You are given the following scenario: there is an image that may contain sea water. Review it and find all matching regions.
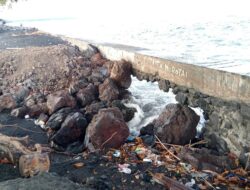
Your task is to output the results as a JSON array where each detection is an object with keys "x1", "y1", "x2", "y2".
[{"x1": 125, "y1": 77, "x2": 205, "y2": 135}]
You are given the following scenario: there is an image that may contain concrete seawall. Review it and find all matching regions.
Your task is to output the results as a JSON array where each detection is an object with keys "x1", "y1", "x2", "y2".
[{"x1": 64, "y1": 37, "x2": 250, "y2": 104}]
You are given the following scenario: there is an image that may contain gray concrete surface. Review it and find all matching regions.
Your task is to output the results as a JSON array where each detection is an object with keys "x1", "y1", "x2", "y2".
[{"x1": 0, "y1": 25, "x2": 67, "y2": 49}]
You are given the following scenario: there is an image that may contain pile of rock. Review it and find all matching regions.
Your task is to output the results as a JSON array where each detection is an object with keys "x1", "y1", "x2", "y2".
[{"x1": 0, "y1": 45, "x2": 135, "y2": 153}]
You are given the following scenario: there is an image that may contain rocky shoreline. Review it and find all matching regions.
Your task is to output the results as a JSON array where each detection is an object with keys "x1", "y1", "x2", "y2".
[{"x1": 0, "y1": 25, "x2": 249, "y2": 189}]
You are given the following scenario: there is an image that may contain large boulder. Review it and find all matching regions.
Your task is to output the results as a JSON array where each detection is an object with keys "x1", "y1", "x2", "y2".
[
  {"x1": 111, "y1": 100, "x2": 136, "y2": 122},
  {"x1": 99, "y1": 78, "x2": 120, "y2": 102},
  {"x1": 0, "y1": 94, "x2": 17, "y2": 112},
  {"x1": 76, "y1": 84, "x2": 98, "y2": 107},
  {"x1": 47, "y1": 91, "x2": 76, "y2": 114},
  {"x1": 110, "y1": 60, "x2": 132, "y2": 89},
  {"x1": 154, "y1": 103, "x2": 200, "y2": 145},
  {"x1": 19, "y1": 153, "x2": 50, "y2": 177},
  {"x1": 46, "y1": 107, "x2": 74, "y2": 131},
  {"x1": 51, "y1": 112, "x2": 88, "y2": 149},
  {"x1": 85, "y1": 101, "x2": 107, "y2": 122},
  {"x1": 86, "y1": 107, "x2": 129, "y2": 149}
]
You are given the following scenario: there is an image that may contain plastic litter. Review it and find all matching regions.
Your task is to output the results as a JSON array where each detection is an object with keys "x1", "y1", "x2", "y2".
[
  {"x1": 185, "y1": 179, "x2": 195, "y2": 188},
  {"x1": 24, "y1": 115, "x2": 30, "y2": 119},
  {"x1": 127, "y1": 135, "x2": 136, "y2": 142},
  {"x1": 34, "y1": 119, "x2": 46, "y2": 129},
  {"x1": 143, "y1": 158, "x2": 152, "y2": 162},
  {"x1": 118, "y1": 164, "x2": 132, "y2": 174},
  {"x1": 113, "y1": 150, "x2": 121, "y2": 158}
]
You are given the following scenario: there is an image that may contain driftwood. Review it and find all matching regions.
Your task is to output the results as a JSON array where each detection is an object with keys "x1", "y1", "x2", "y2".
[
  {"x1": 0, "y1": 134, "x2": 51, "y2": 177},
  {"x1": 151, "y1": 173, "x2": 192, "y2": 190},
  {"x1": 0, "y1": 134, "x2": 32, "y2": 164}
]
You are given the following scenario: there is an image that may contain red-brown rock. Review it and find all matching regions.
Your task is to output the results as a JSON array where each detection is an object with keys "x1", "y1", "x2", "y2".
[
  {"x1": 28, "y1": 103, "x2": 49, "y2": 117},
  {"x1": 76, "y1": 84, "x2": 98, "y2": 107},
  {"x1": 99, "y1": 78, "x2": 120, "y2": 102},
  {"x1": 90, "y1": 53, "x2": 106, "y2": 66},
  {"x1": 19, "y1": 153, "x2": 50, "y2": 177},
  {"x1": 47, "y1": 91, "x2": 76, "y2": 114},
  {"x1": 110, "y1": 60, "x2": 132, "y2": 89},
  {"x1": 154, "y1": 103, "x2": 200, "y2": 145},
  {"x1": 86, "y1": 107, "x2": 129, "y2": 149}
]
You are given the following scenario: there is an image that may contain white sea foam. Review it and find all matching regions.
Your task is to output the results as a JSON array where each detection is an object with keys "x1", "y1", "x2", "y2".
[{"x1": 126, "y1": 77, "x2": 206, "y2": 136}]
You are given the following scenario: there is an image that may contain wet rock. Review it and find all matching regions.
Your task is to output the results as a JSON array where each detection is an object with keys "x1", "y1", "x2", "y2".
[
  {"x1": 99, "y1": 78, "x2": 120, "y2": 102},
  {"x1": 86, "y1": 107, "x2": 129, "y2": 149},
  {"x1": 46, "y1": 107, "x2": 75, "y2": 131},
  {"x1": 19, "y1": 153, "x2": 50, "y2": 177},
  {"x1": 110, "y1": 60, "x2": 132, "y2": 89},
  {"x1": 11, "y1": 106, "x2": 29, "y2": 118},
  {"x1": 142, "y1": 103, "x2": 154, "y2": 112},
  {"x1": 47, "y1": 91, "x2": 76, "y2": 114},
  {"x1": 0, "y1": 94, "x2": 17, "y2": 112},
  {"x1": 154, "y1": 103, "x2": 200, "y2": 145},
  {"x1": 119, "y1": 89, "x2": 132, "y2": 100},
  {"x1": 178, "y1": 147, "x2": 237, "y2": 173},
  {"x1": 140, "y1": 123, "x2": 155, "y2": 136},
  {"x1": 111, "y1": 100, "x2": 137, "y2": 122},
  {"x1": 175, "y1": 92, "x2": 188, "y2": 105},
  {"x1": 158, "y1": 79, "x2": 170, "y2": 92},
  {"x1": 76, "y1": 84, "x2": 98, "y2": 107},
  {"x1": 51, "y1": 112, "x2": 88, "y2": 149}
]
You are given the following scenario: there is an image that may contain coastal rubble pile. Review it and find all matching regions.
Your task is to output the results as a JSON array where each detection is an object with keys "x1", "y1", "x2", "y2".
[{"x1": 0, "y1": 44, "x2": 249, "y2": 189}]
